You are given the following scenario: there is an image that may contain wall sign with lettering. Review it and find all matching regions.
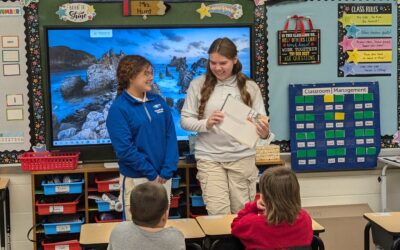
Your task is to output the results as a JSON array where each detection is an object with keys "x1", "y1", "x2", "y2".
[
  {"x1": 56, "y1": 3, "x2": 96, "y2": 22},
  {"x1": 196, "y1": 3, "x2": 243, "y2": 20},
  {"x1": 0, "y1": 6, "x2": 23, "y2": 16},
  {"x1": 278, "y1": 15, "x2": 320, "y2": 65},
  {"x1": 338, "y1": 3, "x2": 393, "y2": 77},
  {"x1": 123, "y1": 1, "x2": 168, "y2": 19}
]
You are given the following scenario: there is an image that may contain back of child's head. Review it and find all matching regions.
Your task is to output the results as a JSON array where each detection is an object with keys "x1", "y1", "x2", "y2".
[
  {"x1": 130, "y1": 182, "x2": 169, "y2": 227},
  {"x1": 259, "y1": 166, "x2": 301, "y2": 225}
]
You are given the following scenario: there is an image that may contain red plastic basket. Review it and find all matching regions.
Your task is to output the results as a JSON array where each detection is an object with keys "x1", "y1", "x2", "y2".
[
  {"x1": 42, "y1": 240, "x2": 81, "y2": 250},
  {"x1": 95, "y1": 177, "x2": 120, "y2": 192},
  {"x1": 19, "y1": 151, "x2": 80, "y2": 171},
  {"x1": 94, "y1": 216, "x2": 122, "y2": 223},
  {"x1": 170, "y1": 195, "x2": 180, "y2": 208},
  {"x1": 36, "y1": 197, "x2": 80, "y2": 215}
]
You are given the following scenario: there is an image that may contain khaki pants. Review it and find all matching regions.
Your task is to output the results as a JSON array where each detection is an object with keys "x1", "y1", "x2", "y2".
[
  {"x1": 196, "y1": 156, "x2": 258, "y2": 215},
  {"x1": 119, "y1": 175, "x2": 172, "y2": 221}
]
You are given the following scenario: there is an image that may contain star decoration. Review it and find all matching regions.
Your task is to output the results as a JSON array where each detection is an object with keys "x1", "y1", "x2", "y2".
[
  {"x1": 56, "y1": 7, "x2": 66, "y2": 19},
  {"x1": 345, "y1": 25, "x2": 360, "y2": 38},
  {"x1": 87, "y1": 5, "x2": 95, "y2": 14},
  {"x1": 20, "y1": 0, "x2": 39, "y2": 7},
  {"x1": 339, "y1": 36, "x2": 354, "y2": 51},
  {"x1": 339, "y1": 63, "x2": 354, "y2": 76},
  {"x1": 347, "y1": 49, "x2": 359, "y2": 64},
  {"x1": 338, "y1": 15, "x2": 352, "y2": 26},
  {"x1": 254, "y1": 0, "x2": 265, "y2": 6},
  {"x1": 196, "y1": 3, "x2": 211, "y2": 19}
]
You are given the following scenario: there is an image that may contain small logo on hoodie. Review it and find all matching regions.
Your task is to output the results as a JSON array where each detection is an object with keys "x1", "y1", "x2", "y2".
[{"x1": 153, "y1": 104, "x2": 164, "y2": 114}]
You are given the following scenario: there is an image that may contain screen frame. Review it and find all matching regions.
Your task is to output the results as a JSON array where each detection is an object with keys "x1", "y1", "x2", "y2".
[{"x1": 43, "y1": 24, "x2": 255, "y2": 163}]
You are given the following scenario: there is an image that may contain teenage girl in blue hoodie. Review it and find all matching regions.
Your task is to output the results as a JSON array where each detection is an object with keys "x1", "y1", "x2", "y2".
[{"x1": 106, "y1": 55, "x2": 179, "y2": 220}]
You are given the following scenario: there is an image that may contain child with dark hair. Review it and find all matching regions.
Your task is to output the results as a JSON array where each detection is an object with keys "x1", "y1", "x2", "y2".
[
  {"x1": 108, "y1": 182, "x2": 185, "y2": 250},
  {"x1": 231, "y1": 167, "x2": 313, "y2": 249},
  {"x1": 106, "y1": 55, "x2": 179, "y2": 220}
]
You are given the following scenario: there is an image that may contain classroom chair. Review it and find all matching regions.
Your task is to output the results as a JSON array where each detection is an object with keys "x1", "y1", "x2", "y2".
[{"x1": 187, "y1": 242, "x2": 203, "y2": 250}]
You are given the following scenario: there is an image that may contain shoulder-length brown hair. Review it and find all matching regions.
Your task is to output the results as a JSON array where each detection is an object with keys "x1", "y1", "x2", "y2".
[
  {"x1": 198, "y1": 37, "x2": 252, "y2": 119},
  {"x1": 259, "y1": 166, "x2": 301, "y2": 225},
  {"x1": 116, "y1": 55, "x2": 152, "y2": 95}
]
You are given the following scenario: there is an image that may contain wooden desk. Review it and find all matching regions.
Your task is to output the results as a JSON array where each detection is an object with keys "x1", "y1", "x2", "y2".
[
  {"x1": 196, "y1": 214, "x2": 325, "y2": 236},
  {"x1": 166, "y1": 218, "x2": 205, "y2": 239},
  {"x1": 0, "y1": 178, "x2": 10, "y2": 250},
  {"x1": 364, "y1": 212, "x2": 400, "y2": 250},
  {"x1": 312, "y1": 219, "x2": 325, "y2": 235},
  {"x1": 80, "y1": 219, "x2": 205, "y2": 247},
  {"x1": 196, "y1": 215, "x2": 237, "y2": 236},
  {"x1": 80, "y1": 222, "x2": 118, "y2": 246}
]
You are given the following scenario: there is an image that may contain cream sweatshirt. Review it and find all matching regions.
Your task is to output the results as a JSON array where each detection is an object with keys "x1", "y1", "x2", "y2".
[{"x1": 180, "y1": 75, "x2": 271, "y2": 162}]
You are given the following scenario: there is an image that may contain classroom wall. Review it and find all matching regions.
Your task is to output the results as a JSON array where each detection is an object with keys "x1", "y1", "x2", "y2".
[
  {"x1": 3, "y1": 159, "x2": 400, "y2": 250},
  {"x1": 2, "y1": 1, "x2": 400, "y2": 249},
  {"x1": 0, "y1": 168, "x2": 32, "y2": 250},
  {"x1": 267, "y1": 0, "x2": 398, "y2": 140}
]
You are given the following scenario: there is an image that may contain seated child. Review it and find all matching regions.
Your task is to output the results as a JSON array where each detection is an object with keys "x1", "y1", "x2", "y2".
[
  {"x1": 231, "y1": 166, "x2": 313, "y2": 249},
  {"x1": 108, "y1": 182, "x2": 185, "y2": 250}
]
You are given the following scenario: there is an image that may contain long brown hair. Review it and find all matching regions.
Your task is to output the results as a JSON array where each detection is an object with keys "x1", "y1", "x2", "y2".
[
  {"x1": 259, "y1": 167, "x2": 301, "y2": 225},
  {"x1": 116, "y1": 55, "x2": 152, "y2": 95},
  {"x1": 198, "y1": 38, "x2": 252, "y2": 119}
]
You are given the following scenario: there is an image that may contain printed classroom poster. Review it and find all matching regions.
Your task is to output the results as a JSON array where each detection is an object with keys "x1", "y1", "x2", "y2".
[
  {"x1": 289, "y1": 82, "x2": 381, "y2": 172},
  {"x1": 338, "y1": 4, "x2": 392, "y2": 77}
]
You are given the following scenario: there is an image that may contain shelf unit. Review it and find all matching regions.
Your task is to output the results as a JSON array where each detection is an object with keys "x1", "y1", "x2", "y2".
[{"x1": 30, "y1": 160, "x2": 285, "y2": 249}]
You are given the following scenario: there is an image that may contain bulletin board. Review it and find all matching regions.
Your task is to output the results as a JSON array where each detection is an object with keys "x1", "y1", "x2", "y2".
[
  {"x1": 266, "y1": 0, "x2": 398, "y2": 152},
  {"x1": 289, "y1": 82, "x2": 381, "y2": 171},
  {"x1": 0, "y1": 0, "x2": 268, "y2": 164},
  {"x1": 0, "y1": 1, "x2": 35, "y2": 164}
]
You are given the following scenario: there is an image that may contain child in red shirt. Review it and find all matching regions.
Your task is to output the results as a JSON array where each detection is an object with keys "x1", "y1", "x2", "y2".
[{"x1": 231, "y1": 166, "x2": 313, "y2": 250}]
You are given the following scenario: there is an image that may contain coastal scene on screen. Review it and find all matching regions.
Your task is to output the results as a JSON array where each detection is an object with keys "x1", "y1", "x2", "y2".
[{"x1": 47, "y1": 27, "x2": 251, "y2": 146}]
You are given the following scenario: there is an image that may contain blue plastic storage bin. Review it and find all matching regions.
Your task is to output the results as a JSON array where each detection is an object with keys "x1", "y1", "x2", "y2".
[
  {"x1": 190, "y1": 195, "x2": 205, "y2": 207},
  {"x1": 43, "y1": 218, "x2": 84, "y2": 235},
  {"x1": 41, "y1": 179, "x2": 84, "y2": 195},
  {"x1": 171, "y1": 176, "x2": 181, "y2": 189},
  {"x1": 168, "y1": 211, "x2": 181, "y2": 219},
  {"x1": 96, "y1": 200, "x2": 111, "y2": 212}
]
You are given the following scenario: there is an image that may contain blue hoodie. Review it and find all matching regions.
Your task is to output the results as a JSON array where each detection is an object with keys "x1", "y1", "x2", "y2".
[{"x1": 106, "y1": 90, "x2": 179, "y2": 181}]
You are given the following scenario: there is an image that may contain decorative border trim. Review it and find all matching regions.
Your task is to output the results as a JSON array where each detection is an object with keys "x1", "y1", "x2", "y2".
[
  {"x1": 254, "y1": 4, "x2": 267, "y2": 103},
  {"x1": 0, "y1": 2, "x2": 43, "y2": 164}
]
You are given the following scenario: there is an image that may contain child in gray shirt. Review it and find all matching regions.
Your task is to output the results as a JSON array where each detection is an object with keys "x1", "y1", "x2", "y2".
[{"x1": 107, "y1": 182, "x2": 185, "y2": 250}]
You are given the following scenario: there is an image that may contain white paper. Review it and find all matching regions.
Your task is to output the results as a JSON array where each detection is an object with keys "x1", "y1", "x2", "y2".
[
  {"x1": 56, "y1": 225, "x2": 71, "y2": 233},
  {"x1": 55, "y1": 245, "x2": 69, "y2": 250},
  {"x1": 1, "y1": 36, "x2": 19, "y2": 48},
  {"x1": 55, "y1": 185, "x2": 70, "y2": 193},
  {"x1": 3, "y1": 64, "x2": 20, "y2": 76},
  {"x1": 49, "y1": 206, "x2": 64, "y2": 214},
  {"x1": 109, "y1": 183, "x2": 120, "y2": 191},
  {"x1": 2, "y1": 50, "x2": 19, "y2": 62},
  {"x1": 6, "y1": 109, "x2": 23, "y2": 120},
  {"x1": 6, "y1": 94, "x2": 23, "y2": 106},
  {"x1": 218, "y1": 95, "x2": 260, "y2": 148}
]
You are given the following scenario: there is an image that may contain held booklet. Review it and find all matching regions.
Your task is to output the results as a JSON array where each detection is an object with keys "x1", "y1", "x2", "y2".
[{"x1": 218, "y1": 94, "x2": 260, "y2": 148}]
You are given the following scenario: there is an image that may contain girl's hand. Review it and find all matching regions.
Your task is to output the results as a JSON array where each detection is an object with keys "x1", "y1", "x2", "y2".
[
  {"x1": 255, "y1": 115, "x2": 270, "y2": 139},
  {"x1": 256, "y1": 198, "x2": 266, "y2": 211},
  {"x1": 206, "y1": 111, "x2": 224, "y2": 129},
  {"x1": 154, "y1": 176, "x2": 167, "y2": 184}
]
